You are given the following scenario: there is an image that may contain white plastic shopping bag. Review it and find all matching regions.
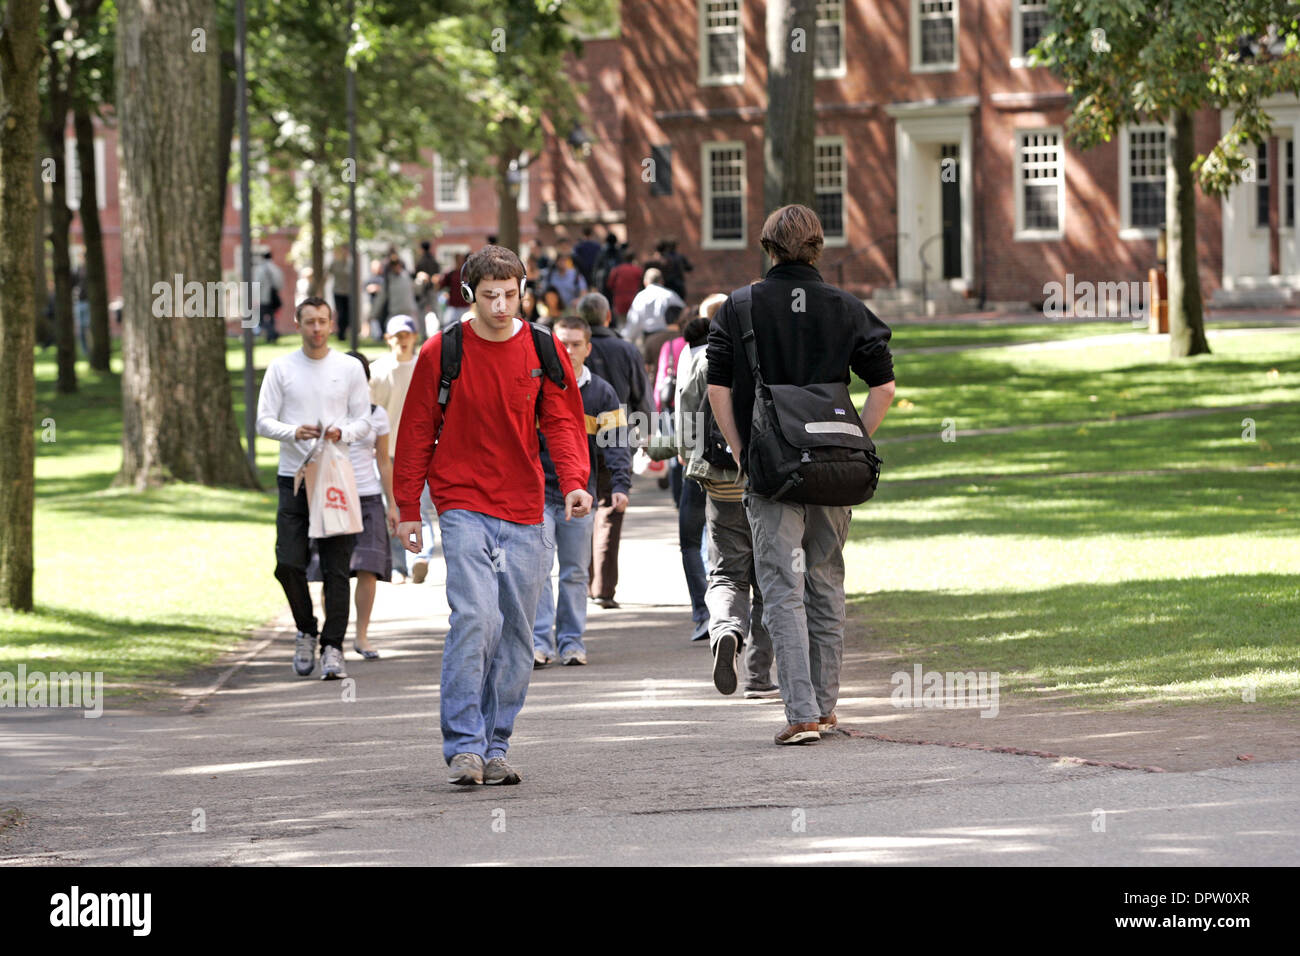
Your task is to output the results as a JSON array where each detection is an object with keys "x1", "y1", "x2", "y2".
[{"x1": 295, "y1": 438, "x2": 364, "y2": 538}]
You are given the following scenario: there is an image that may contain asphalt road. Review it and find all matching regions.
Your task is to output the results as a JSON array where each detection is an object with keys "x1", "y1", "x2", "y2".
[{"x1": 2, "y1": 474, "x2": 1297, "y2": 866}]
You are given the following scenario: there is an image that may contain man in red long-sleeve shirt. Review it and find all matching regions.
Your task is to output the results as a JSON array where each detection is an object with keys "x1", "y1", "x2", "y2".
[{"x1": 394, "y1": 245, "x2": 592, "y2": 786}]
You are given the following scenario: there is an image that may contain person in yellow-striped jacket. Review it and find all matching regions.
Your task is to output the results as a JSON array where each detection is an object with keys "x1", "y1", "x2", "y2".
[{"x1": 533, "y1": 315, "x2": 633, "y2": 667}]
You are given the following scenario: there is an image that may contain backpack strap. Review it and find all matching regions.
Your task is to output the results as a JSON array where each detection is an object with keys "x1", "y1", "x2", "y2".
[
  {"x1": 529, "y1": 322, "x2": 569, "y2": 391},
  {"x1": 732, "y1": 284, "x2": 763, "y2": 386},
  {"x1": 438, "y1": 318, "x2": 463, "y2": 411}
]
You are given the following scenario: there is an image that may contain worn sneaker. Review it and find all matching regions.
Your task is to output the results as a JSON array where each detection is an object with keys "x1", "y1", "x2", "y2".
[
  {"x1": 320, "y1": 645, "x2": 347, "y2": 680},
  {"x1": 711, "y1": 629, "x2": 739, "y2": 695},
  {"x1": 560, "y1": 649, "x2": 588, "y2": 666},
  {"x1": 534, "y1": 650, "x2": 552, "y2": 668},
  {"x1": 448, "y1": 753, "x2": 485, "y2": 786},
  {"x1": 411, "y1": 559, "x2": 429, "y2": 584},
  {"x1": 744, "y1": 684, "x2": 782, "y2": 700},
  {"x1": 293, "y1": 632, "x2": 317, "y2": 677},
  {"x1": 483, "y1": 757, "x2": 522, "y2": 786},
  {"x1": 818, "y1": 712, "x2": 839, "y2": 733},
  {"x1": 774, "y1": 722, "x2": 821, "y2": 745}
]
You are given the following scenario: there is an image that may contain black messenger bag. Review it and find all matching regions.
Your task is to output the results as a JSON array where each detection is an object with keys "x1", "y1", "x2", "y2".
[{"x1": 733, "y1": 285, "x2": 881, "y2": 506}]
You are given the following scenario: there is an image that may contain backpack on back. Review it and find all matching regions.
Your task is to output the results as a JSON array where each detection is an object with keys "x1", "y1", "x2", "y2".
[
  {"x1": 436, "y1": 319, "x2": 568, "y2": 440},
  {"x1": 733, "y1": 285, "x2": 881, "y2": 506}
]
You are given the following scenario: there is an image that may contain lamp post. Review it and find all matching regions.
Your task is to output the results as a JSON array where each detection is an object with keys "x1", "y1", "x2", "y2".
[{"x1": 346, "y1": 0, "x2": 359, "y2": 352}]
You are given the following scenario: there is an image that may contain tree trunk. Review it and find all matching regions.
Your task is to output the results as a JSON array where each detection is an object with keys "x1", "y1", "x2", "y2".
[
  {"x1": 763, "y1": 0, "x2": 817, "y2": 218},
  {"x1": 75, "y1": 104, "x2": 111, "y2": 371},
  {"x1": 0, "y1": 0, "x2": 43, "y2": 611},
  {"x1": 115, "y1": 0, "x2": 257, "y2": 488},
  {"x1": 44, "y1": 3, "x2": 77, "y2": 393},
  {"x1": 1167, "y1": 109, "x2": 1209, "y2": 357},
  {"x1": 32, "y1": 154, "x2": 50, "y2": 347},
  {"x1": 310, "y1": 180, "x2": 325, "y2": 296},
  {"x1": 496, "y1": 146, "x2": 520, "y2": 255}
]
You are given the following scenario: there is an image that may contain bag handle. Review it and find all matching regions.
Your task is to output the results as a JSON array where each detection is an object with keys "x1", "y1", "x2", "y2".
[{"x1": 732, "y1": 285, "x2": 764, "y2": 388}]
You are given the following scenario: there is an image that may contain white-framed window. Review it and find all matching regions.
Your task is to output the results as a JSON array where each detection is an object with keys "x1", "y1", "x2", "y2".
[
  {"x1": 911, "y1": 0, "x2": 958, "y2": 72},
  {"x1": 814, "y1": 0, "x2": 846, "y2": 79},
  {"x1": 1119, "y1": 125, "x2": 1167, "y2": 238},
  {"x1": 1015, "y1": 128, "x2": 1065, "y2": 240},
  {"x1": 65, "y1": 137, "x2": 107, "y2": 211},
  {"x1": 702, "y1": 141, "x2": 746, "y2": 249},
  {"x1": 1010, "y1": 1, "x2": 1049, "y2": 65},
  {"x1": 699, "y1": 0, "x2": 744, "y2": 86},
  {"x1": 815, "y1": 136, "x2": 846, "y2": 245},
  {"x1": 433, "y1": 153, "x2": 469, "y2": 211},
  {"x1": 1254, "y1": 136, "x2": 1295, "y2": 231}
]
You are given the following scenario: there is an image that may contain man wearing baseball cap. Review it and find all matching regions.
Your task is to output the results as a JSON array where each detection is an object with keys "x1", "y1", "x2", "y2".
[{"x1": 370, "y1": 314, "x2": 435, "y2": 582}]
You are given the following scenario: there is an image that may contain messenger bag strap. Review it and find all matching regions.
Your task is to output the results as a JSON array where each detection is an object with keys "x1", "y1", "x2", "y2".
[{"x1": 732, "y1": 284, "x2": 764, "y2": 387}]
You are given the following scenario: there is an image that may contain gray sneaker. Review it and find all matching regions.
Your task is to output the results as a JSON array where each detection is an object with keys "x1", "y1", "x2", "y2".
[
  {"x1": 293, "y1": 632, "x2": 317, "y2": 677},
  {"x1": 448, "y1": 753, "x2": 485, "y2": 786},
  {"x1": 483, "y1": 757, "x2": 522, "y2": 786},
  {"x1": 560, "y1": 648, "x2": 588, "y2": 666},
  {"x1": 744, "y1": 684, "x2": 781, "y2": 699},
  {"x1": 320, "y1": 645, "x2": 347, "y2": 680}
]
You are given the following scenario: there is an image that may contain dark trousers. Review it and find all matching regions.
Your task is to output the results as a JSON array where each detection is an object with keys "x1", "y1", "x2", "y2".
[
  {"x1": 335, "y1": 294, "x2": 351, "y2": 341},
  {"x1": 274, "y1": 475, "x2": 355, "y2": 649},
  {"x1": 679, "y1": 475, "x2": 708, "y2": 624},
  {"x1": 260, "y1": 304, "x2": 279, "y2": 343},
  {"x1": 588, "y1": 463, "x2": 624, "y2": 601}
]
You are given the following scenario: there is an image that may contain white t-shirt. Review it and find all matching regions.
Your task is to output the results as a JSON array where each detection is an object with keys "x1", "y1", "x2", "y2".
[
  {"x1": 349, "y1": 405, "x2": 390, "y2": 497},
  {"x1": 370, "y1": 354, "x2": 417, "y2": 439},
  {"x1": 255, "y1": 348, "x2": 373, "y2": 476}
]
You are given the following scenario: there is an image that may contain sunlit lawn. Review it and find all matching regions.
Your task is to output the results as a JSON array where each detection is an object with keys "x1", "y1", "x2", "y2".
[{"x1": 845, "y1": 324, "x2": 1300, "y2": 708}]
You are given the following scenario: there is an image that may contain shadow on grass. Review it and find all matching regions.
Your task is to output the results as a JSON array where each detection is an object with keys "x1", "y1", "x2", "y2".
[
  {"x1": 850, "y1": 470, "x2": 1300, "y2": 539},
  {"x1": 848, "y1": 573, "x2": 1300, "y2": 704},
  {"x1": 38, "y1": 486, "x2": 276, "y2": 523},
  {"x1": 2, "y1": 602, "x2": 255, "y2": 681}
]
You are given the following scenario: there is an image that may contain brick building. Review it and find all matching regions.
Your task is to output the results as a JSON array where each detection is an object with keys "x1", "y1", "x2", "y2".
[
  {"x1": 63, "y1": 7, "x2": 1300, "y2": 327},
  {"x1": 620, "y1": 0, "x2": 1300, "y2": 311}
]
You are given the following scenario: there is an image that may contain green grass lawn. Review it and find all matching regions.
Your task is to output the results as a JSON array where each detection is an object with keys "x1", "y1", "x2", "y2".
[
  {"x1": 845, "y1": 324, "x2": 1300, "y2": 709},
  {"x1": 1, "y1": 339, "x2": 316, "y2": 698}
]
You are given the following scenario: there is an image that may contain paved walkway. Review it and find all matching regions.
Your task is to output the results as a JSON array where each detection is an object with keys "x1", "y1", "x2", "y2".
[{"x1": 2, "y1": 474, "x2": 1297, "y2": 865}]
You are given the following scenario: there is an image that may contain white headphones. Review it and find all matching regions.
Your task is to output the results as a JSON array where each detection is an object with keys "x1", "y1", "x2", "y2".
[{"x1": 460, "y1": 258, "x2": 528, "y2": 302}]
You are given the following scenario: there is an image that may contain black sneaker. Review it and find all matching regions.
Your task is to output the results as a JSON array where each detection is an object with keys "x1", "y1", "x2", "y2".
[{"x1": 712, "y1": 630, "x2": 739, "y2": 696}]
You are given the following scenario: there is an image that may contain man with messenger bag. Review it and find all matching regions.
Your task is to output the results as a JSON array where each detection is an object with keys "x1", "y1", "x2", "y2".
[{"x1": 707, "y1": 204, "x2": 896, "y2": 746}]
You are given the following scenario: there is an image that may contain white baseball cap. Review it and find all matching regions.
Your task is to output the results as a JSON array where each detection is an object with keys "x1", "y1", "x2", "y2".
[{"x1": 386, "y1": 315, "x2": 418, "y2": 336}]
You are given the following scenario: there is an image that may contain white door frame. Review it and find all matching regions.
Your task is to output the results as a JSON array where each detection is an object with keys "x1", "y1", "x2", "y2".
[{"x1": 887, "y1": 98, "x2": 977, "y2": 293}]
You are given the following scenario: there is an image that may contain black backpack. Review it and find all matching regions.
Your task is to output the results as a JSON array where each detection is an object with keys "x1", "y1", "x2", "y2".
[
  {"x1": 436, "y1": 319, "x2": 569, "y2": 439},
  {"x1": 732, "y1": 285, "x2": 881, "y2": 506}
]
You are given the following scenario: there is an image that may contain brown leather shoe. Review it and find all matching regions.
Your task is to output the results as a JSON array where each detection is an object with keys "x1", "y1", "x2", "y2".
[
  {"x1": 774, "y1": 722, "x2": 821, "y2": 745},
  {"x1": 818, "y1": 713, "x2": 838, "y2": 733}
]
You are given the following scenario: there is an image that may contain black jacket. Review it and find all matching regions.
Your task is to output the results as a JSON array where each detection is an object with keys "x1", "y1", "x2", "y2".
[
  {"x1": 706, "y1": 262, "x2": 894, "y2": 453},
  {"x1": 588, "y1": 324, "x2": 652, "y2": 420}
]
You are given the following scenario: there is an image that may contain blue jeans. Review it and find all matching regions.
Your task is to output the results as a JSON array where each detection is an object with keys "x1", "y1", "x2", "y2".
[
  {"x1": 533, "y1": 503, "x2": 594, "y2": 658},
  {"x1": 75, "y1": 300, "x2": 90, "y2": 357},
  {"x1": 679, "y1": 476, "x2": 708, "y2": 625},
  {"x1": 437, "y1": 508, "x2": 550, "y2": 764}
]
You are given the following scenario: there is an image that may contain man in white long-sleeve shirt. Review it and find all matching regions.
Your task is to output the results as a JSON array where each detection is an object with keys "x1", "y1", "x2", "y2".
[{"x1": 256, "y1": 296, "x2": 372, "y2": 680}]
